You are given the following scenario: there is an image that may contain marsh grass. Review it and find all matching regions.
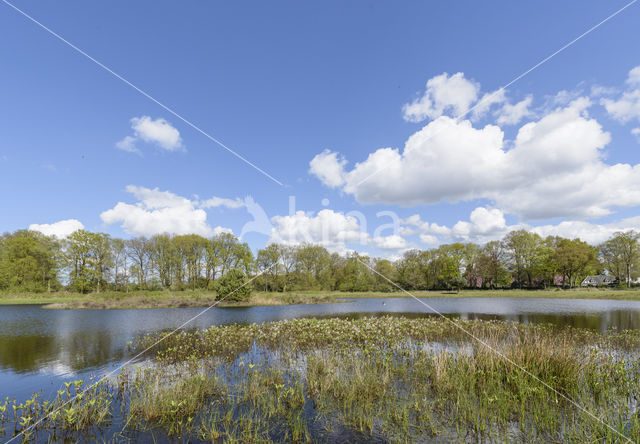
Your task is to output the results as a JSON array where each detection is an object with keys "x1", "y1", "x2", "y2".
[
  {"x1": 125, "y1": 368, "x2": 223, "y2": 436},
  {"x1": 4, "y1": 317, "x2": 640, "y2": 442},
  {"x1": 128, "y1": 317, "x2": 640, "y2": 442}
]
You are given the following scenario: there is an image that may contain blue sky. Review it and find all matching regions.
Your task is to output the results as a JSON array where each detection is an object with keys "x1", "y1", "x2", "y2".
[{"x1": 2, "y1": 0, "x2": 640, "y2": 256}]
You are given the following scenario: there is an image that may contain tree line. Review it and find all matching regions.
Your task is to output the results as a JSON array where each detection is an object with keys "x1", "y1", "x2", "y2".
[{"x1": 1, "y1": 228, "x2": 639, "y2": 293}]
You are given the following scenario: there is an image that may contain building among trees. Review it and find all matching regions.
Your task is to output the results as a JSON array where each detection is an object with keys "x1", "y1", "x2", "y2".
[{"x1": 581, "y1": 275, "x2": 618, "y2": 287}]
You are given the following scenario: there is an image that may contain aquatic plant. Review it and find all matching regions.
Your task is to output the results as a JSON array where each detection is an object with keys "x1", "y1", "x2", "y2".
[{"x1": 4, "y1": 317, "x2": 640, "y2": 442}]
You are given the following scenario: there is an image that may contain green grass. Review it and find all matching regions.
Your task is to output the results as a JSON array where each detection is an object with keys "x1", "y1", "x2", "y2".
[
  {"x1": 2, "y1": 287, "x2": 640, "y2": 309},
  {"x1": 337, "y1": 287, "x2": 640, "y2": 300},
  {"x1": 0, "y1": 290, "x2": 337, "y2": 309}
]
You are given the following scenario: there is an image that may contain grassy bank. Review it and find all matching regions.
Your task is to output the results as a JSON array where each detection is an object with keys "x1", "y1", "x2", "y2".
[
  {"x1": 2, "y1": 287, "x2": 640, "y2": 309},
  {"x1": 4, "y1": 317, "x2": 640, "y2": 442},
  {"x1": 0, "y1": 291, "x2": 337, "y2": 309},
  {"x1": 340, "y1": 287, "x2": 640, "y2": 300}
]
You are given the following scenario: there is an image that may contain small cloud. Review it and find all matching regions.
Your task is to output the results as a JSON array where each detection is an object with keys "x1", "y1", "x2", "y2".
[
  {"x1": 309, "y1": 149, "x2": 347, "y2": 188},
  {"x1": 29, "y1": 219, "x2": 84, "y2": 238},
  {"x1": 402, "y1": 72, "x2": 480, "y2": 122},
  {"x1": 116, "y1": 116, "x2": 183, "y2": 154},
  {"x1": 199, "y1": 196, "x2": 245, "y2": 209},
  {"x1": 115, "y1": 135, "x2": 142, "y2": 155},
  {"x1": 372, "y1": 234, "x2": 409, "y2": 251},
  {"x1": 632, "y1": 128, "x2": 640, "y2": 143}
]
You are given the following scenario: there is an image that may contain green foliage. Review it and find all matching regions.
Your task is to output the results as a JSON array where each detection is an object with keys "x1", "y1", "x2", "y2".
[
  {"x1": 337, "y1": 253, "x2": 375, "y2": 292},
  {"x1": 601, "y1": 231, "x2": 640, "y2": 287},
  {"x1": 214, "y1": 269, "x2": 252, "y2": 301},
  {"x1": 2, "y1": 226, "x2": 639, "y2": 294},
  {"x1": 65, "y1": 230, "x2": 113, "y2": 293},
  {"x1": 551, "y1": 238, "x2": 599, "y2": 288},
  {"x1": 0, "y1": 230, "x2": 60, "y2": 292}
]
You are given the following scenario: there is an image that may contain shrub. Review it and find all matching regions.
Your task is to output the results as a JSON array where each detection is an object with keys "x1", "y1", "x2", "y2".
[{"x1": 213, "y1": 269, "x2": 252, "y2": 302}]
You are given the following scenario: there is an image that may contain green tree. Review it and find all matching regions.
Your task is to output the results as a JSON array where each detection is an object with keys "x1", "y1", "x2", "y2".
[
  {"x1": 294, "y1": 244, "x2": 330, "y2": 289},
  {"x1": 150, "y1": 234, "x2": 177, "y2": 289},
  {"x1": 111, "y1": 238, "x2": 128, "y2": 292},
  {"x1": 214, "y1": 269, "x2": 252, "y2": 302},
  {"x1": 396, "y1": 250, "x2": 426, "y2": 290},
  {"x1": 0, "y1": 230, "x2": 60, "y2": 292},
  {"x1": 373, "y1": 258, "x2": 396, "y2": 291},
  {"x1": 125, "y1": 237, "x2": 151, "y2": 289},
  {"x1": 92, "y1": 233, "x2": 113, "y2": 293},
  {"x1": 173, "y1": 234, "x2": 207, "y2": 290},
  {"x1": 257, "y1": 244, "x2": 283, "y2": 291},
  {"x1": 552, "y1": 238, "x2": 598, "y2": 288},
  {"x1": 475, "y1": 241, "x2": 510, "y2": 288},
  {"x1": 503, "y1": 230, "x2": 548, "y2": 288},
  {"x1": 337, "y1": 253, "x2": 375, "y2": 292},
  {"x1": 66, "y1": 230, "x2": 102, "y2": 293},
  {"x1": 600, "y1": 231, "x2": 640, "y2": 287}
]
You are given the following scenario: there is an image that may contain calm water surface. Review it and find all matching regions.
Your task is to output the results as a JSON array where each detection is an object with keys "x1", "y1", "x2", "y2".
[{"x1": 2, "y1": 297, "x2": 640, "y2": 402}]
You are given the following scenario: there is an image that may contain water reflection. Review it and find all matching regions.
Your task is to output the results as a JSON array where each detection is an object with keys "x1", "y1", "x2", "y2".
[{"x1": 2, "y1": 297, "x2": 640, "y2": 400}]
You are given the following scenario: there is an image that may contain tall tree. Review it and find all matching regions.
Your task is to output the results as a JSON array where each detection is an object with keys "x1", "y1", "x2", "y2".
[
  {"x1": 476, "y1": 240, "x2": 510, "y2": 288},
  {"x1": 503, "y1": 230, "x2": 548, "y2": 288},
  {"x1": 125, "y1": 237, "x2": 151, "y2": 289},
  {"x1": 257, "y1": 244, "x2": 283, "y2": 291},
  {"x1": 0, "y1": 230, "x2": 60, "y2": 292},
  {"x1": 553, "y1": 238, "x2": 598, "y2": 288},
  {"x1": 111, "y1": 238, "x2": 127, "y2": 291},
  {"x1": 65, "y1": 230, "x2": 96, "y2": 293},
  {"x1": 600, "y1": 231, "x2": 640, "y2": 287},
  {"x1": 92, "y1": 233, "x2": 113, "y2": 293},
  {"x1": 150, "y1": 234, "x2": 177, "y2": 289}
]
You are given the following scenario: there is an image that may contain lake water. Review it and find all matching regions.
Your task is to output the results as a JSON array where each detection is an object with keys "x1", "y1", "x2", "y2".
[{"x1": 2, "y1": 297, "x2": 640, "y2": 404}]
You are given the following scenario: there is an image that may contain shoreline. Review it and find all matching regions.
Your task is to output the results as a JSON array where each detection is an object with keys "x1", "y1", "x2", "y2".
[{"x1": 2, "y1": 288, "x2": 640, "y2": 309}]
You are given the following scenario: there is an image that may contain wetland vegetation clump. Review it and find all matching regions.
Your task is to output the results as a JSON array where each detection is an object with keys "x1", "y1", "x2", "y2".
[
  {"x1": 130, "y1": 317, "x2": 640, "y2": 442},
  {"x1": 4, "y1": 316, "x2": 640, "y2": 442},
  {"x1": 213, "y1": 268, "x2": 252, "y2": 302}
]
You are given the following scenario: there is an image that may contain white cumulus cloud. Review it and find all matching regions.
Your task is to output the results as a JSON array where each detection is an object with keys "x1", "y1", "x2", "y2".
[
  {"x1": 402, "y1": 207, "x2": 640, "y2": 247},
  {"x1": 269, "y1": 209, "x2": 368, "y2": 254},
  {"x1": 601, "y1": 65, "x2": 640, "y2": 124},
  {"x1": 115, "y1": 135, "x2": 141, "y2": 155},
  {"x1": 313, "y1": 96, "x2": 640, "y2": 220},
  {"x1": 100, "y1": 186, "x2": 231, "y2": 237},
  {"x1": 116, "y1": 116, "x2": 183, "y2": 154},
  {"x1": 531, "y1": 216, "x2": 640, "y2": 245},
  {"x1": 402, "y1": 72, "x2": 480, "y2": 122},
  {"x1": 29, "y1": 219, "x2": 84, "y2": 238},
  {"x1": 371, "y1": 234, "x2": 409, "y2": 251},
  {"x1": 308, "y1": 150, "x2": 347, "y2": 188}
]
